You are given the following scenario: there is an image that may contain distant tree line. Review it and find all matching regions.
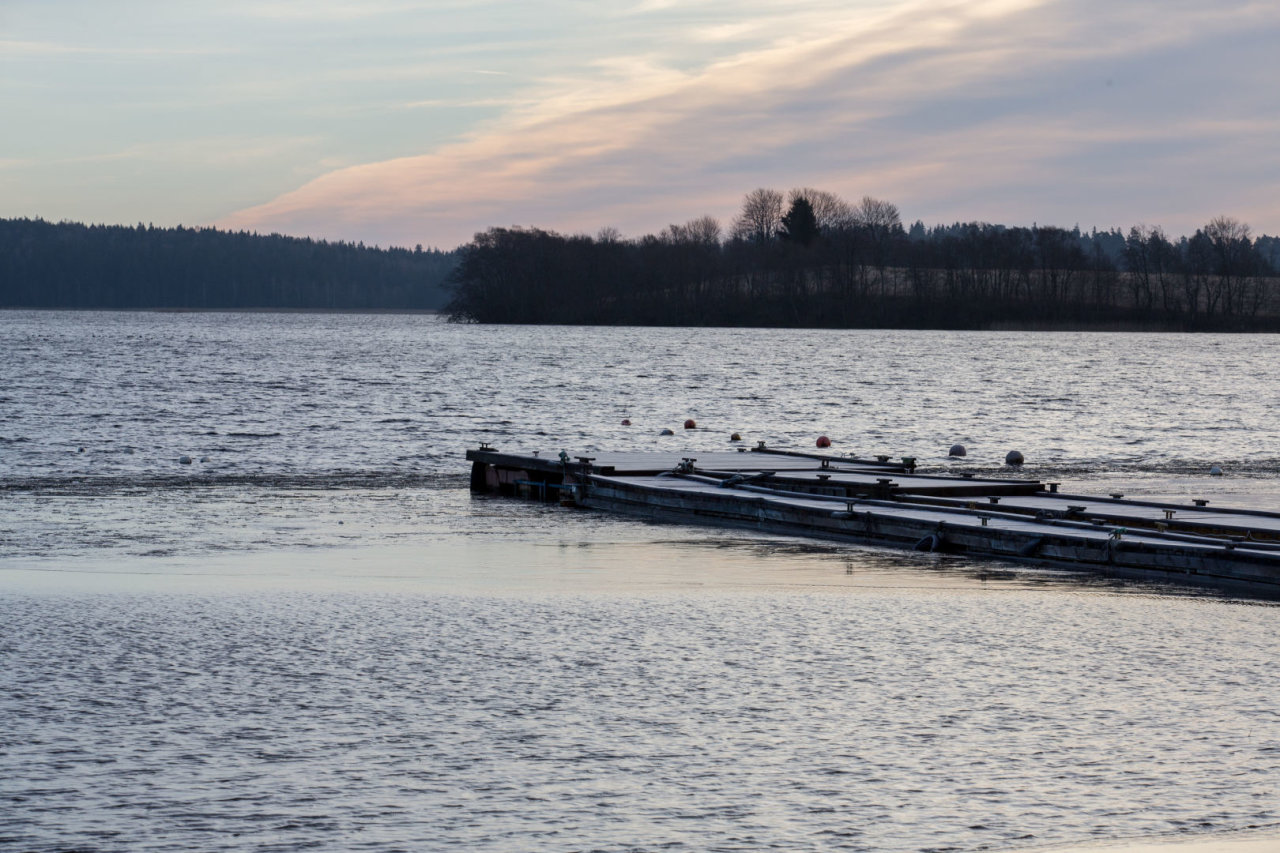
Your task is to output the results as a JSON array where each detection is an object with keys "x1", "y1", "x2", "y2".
[
  {"x1": 0, "y1": 218, "x2": 457, "y2": 310},
  {"x1": 447, "y1": 188, "x2": 1280, "y2": 330}
]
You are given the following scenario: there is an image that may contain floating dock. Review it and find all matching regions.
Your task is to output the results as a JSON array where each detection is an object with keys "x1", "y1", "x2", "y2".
[{"x1": 466, "y1": 444, "x2": 1280, "y2": 597}]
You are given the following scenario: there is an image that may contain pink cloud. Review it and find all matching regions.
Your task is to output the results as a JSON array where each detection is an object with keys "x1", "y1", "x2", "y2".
[{"x1": 220, "y1": 0, "x2": 1280, "y2": 247}]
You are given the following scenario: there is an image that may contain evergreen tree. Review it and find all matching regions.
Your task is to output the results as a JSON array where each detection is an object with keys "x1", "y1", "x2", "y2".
[{"x1": 778, "y1": 197, "x2": 819, "y2": 247}]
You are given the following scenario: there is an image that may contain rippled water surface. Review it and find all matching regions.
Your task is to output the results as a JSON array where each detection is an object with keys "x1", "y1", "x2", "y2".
[
  {"x1": 3, "y1": 311, "x2": 1280, "y2": 852},
  {"x1": 5, "y1": 311, "x2": 1280, "y2": 482}
]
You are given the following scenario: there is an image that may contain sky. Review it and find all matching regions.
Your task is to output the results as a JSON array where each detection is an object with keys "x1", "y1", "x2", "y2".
[{"x1": 2, "y1": 0, "x2": 1278, "y2": 249}]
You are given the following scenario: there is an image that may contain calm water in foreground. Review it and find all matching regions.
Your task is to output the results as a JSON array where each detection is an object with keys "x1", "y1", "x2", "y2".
[{"x1": 2, "y1": 311, "x2": 1279, "y2": 853}]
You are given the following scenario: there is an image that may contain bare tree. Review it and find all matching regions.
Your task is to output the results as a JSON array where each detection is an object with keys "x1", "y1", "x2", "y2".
[
  {"x1": 1185, "y1": 230, "x2": 1214, "y2": 315},
  {"x1": 853, "y1": 196, "x2": 903, "y2": 295},
  {"x1": 1204, "y1": 215, "x2": 1251, "y2": 246},
  {"x1": 1122, "y1": 224, "x2": 1180, "y2": 313},
  {"x1": 687, "y1": 215, "x2": 723, "y2": 246},
  {"x1": 730, "y1": 188, "x2": 784, "y2": 243},
  {"x1": 853, "y1": 196, "x2": 901, "y2": 232},
  {"x1": 1033, "y1": 226, "x2": 1084, "y2": 306},
  {"x1": 661, "y1": 215, "x2": 721, "y2": 246},
  {"x1": 1203, "y1": 216, "x2": 1254, "y2": 315},
  {"x1": 1145, "y1": 226, "x2": 1180, "y2": 313},
  {"x1": 1124, "y1": 224, "x2": 1156, "y2": 309}
]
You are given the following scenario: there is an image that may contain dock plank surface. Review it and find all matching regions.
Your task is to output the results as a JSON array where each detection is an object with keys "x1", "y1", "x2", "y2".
[{"x1": 467, "y1": 446, "x2": 1280, "y2": 596}]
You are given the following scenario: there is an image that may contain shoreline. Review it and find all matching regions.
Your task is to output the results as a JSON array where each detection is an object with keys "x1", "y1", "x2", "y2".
[
  {"x1": 0, "y1": 306, "x2": 444, "y2": 315},
  {"x1": 5, "y1": 305, "x2": 1280, "y2": 332}
]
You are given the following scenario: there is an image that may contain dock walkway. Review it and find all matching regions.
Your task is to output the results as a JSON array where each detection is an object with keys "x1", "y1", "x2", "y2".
[{"x1": 466, "y1": 445, "x2": 1280, "y2": 596}]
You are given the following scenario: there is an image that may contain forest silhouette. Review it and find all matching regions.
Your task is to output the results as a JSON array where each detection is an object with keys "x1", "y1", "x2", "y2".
[
  {"x1": 0, "y1": 219, "x2": 455, "y2": 310},
  {"x1": 4, "y1": 191, "x2": 1279, "y2": 330},
  {"x1": 447, "y1": 189, "x2": 1280, "y2": 331}
]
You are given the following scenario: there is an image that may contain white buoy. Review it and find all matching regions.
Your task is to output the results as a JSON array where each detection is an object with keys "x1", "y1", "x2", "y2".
[
  {"x1": 1209, "y1": 465, "x2": 1223, "y2": 476},
  {"x1": 659, "y1": 428, "x2": 674, "y2": 436},
  {"x1": 1005, "y1": 450, "x2": 1024, "y2": 466},
  {"x1": 949, "y1": 444, "x2": 967, "y2": 457}
]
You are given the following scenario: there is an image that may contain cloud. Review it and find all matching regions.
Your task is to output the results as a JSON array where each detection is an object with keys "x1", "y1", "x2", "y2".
[{"x1": 220, "y1": 0, "x2": 1280, "y2": 247}]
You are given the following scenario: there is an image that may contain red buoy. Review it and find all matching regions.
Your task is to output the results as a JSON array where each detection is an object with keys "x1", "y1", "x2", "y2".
[
  {"x1": 621, "y1": 419, "x2": 631, "y2": 426},
  {"x1": 684, "y1": 419, "x2": 697, "y2": 429},
  {"x1": 816, "y1": 435, "x2": 831, "y2": 448}
]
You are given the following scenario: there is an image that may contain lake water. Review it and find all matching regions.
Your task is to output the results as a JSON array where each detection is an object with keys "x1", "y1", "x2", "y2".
[{"x1": 2, "y1": 311, "x2": 1279, "y2": 853}]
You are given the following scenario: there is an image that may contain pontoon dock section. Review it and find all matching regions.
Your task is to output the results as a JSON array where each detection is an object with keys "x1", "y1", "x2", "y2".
[{"x1": 465, "y1": 444, "x2": 1280, "y2": 597}]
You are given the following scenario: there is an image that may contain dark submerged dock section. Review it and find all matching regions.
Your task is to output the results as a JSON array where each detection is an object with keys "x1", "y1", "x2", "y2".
[{"x1": 466, "y1": 444, "x2": 1280, "y2": 597}]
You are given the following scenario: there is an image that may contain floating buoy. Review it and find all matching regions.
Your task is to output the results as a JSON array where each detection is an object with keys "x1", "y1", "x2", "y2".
[
  {"x1": 1005, "y1": 450, "x2": 1024, "y2": 466},
  {"x1": 1210, "y1": 465, "x2": 1223, "y2": 476},
  {"x1": 949, "y1": 444, "x2": 966, "y2": 457},
  {"x1": 730, "y1": 432, "x2": 741, "y2": 442},
  {"x1": 684, "y1": 419, "x2": 697, "y2": 430},
  {"x1": 621, "y1": 419, "x2": 631, "y2": 426},
  {"x1": 816, "y1": 435, "x2": 831, "y2": 448},
  {"x1": 178, "y1": 455, "x2": 193, "y2": 465},
  {"x1": 659, "y1": 428, "x2": 674, "y2": 436}
]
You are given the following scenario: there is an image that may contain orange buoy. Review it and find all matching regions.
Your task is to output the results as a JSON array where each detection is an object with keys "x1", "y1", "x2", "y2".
[
  {"x1": 621, "y1": 419, "x2": 631, "y2": 426},
  {"x1": 684, "y1": 419, "x2": 697, "y2": 429},
  {"x1": 816, "y1": 435, "x2": 831, "y2": 448}
]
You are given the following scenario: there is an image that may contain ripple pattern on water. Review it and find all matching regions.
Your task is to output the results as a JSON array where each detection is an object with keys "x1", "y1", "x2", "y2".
[
  {"x1": 3, "y1": 591, "x2": 1279, "y2": 853},
  {"x1": 6, "y1": 311, "x2": 1280, "y2": 852},
  {"x1": 4, "y1": 312, "x2": 1280, "y2": 482}
]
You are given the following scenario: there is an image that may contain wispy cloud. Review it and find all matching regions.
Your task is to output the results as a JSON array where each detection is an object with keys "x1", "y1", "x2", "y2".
[
  {"x1": 134, "y1": 0, "x2": 1280, "y2": 245},
  {"x1": 398, "y1": 97, "x2": 522, "y2": 110}
]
